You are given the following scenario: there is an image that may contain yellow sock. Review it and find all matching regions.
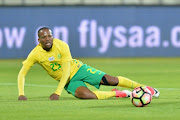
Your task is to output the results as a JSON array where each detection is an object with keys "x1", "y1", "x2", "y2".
[
  {"x1": 92, "y1": 91, "x2": 116, "y2": 99},
  {"x1": 117, "y1": 76, "x2": 145, "y2": 89}
]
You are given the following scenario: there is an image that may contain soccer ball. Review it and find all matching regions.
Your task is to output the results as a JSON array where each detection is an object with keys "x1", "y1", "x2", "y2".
[{"x1": 131, "y1": 87, "x2": 152, "y2": 107}]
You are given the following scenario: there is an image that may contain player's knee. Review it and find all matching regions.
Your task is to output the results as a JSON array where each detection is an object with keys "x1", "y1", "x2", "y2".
[
  {"x1": 102, "y1": 75, "x2": 118, "y2": 86},
  {"x1": 79, "y1": 91, "x2": 89, "y2": 99},
  {"x1": 75, "y1": 90, "x2": 96, "y2": 99},
  {"x1": 76, "y1": 91, "x2": 89, "y2": 99}
]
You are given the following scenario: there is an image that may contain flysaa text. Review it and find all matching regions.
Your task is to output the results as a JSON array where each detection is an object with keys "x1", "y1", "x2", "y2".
[{"x1": 78, "y1": 19, "x2": 180, "y2": 53}]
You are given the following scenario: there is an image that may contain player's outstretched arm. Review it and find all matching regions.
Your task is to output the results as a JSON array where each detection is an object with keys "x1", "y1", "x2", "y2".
[
  {"x1": 49, "y1": 62, "x2": 71, "y2": 100},
  {"x1": 18, "y1": 66, "x2": 30, "y2": 101}
]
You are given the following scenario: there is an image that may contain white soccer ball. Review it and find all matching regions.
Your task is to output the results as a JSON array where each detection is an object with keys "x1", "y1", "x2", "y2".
[{"x1": 131, "y1": 87, "x2": 152, "y2": 107}]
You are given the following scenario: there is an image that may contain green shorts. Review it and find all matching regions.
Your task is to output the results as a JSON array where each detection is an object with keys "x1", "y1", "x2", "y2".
[{"x1": 64, "y1": 64, "x2": 106, "y2": 96}]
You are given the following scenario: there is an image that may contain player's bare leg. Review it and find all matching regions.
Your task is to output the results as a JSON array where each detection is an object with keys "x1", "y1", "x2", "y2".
[
  {"x1": 101, "y1": 74, "x2": 160, "y2": 97},
  {"x1": 75, "y1": 86, "x2": 127, "y2": 99},
  {"x1": 75, "y1": 86, "x2": 98, "y2": 99},
  {"x1": 74, "y1": 74, "x2": 159, "y2": 100},
  {"x1": 99, "y1": 74, "x2": 131, "y2": 98},
  {"x1": 75, "y1": 85, "x2": 129, "y2": 100},
  {"x1": 100, "y1": 74, "x2": 144, "y2": 88},
  {"x1": 100, "y1": 74, "x2": 119, "y2": 86}
]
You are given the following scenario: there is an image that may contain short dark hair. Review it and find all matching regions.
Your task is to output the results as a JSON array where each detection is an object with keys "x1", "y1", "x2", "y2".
[{"x1": 38, "y1": 27, "x2": 50, "y2": 37}]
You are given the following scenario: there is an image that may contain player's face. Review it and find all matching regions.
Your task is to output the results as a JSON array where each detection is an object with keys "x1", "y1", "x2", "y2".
[{"x1": 38, "y1": 29, "x2": 53, "y2": 51}]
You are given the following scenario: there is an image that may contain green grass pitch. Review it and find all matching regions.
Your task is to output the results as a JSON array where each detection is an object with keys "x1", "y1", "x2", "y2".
[{"x1": 0, "y1": 58, "x2": 180, "y2": 120}]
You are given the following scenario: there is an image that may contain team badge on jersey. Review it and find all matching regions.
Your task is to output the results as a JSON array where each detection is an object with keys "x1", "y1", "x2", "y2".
[
  {"x1": 58, "y1": 54, "x2": 61, "y2": 59},
  {"x1": 48, "y1": 56, "x2": 55, "y2": 61}
]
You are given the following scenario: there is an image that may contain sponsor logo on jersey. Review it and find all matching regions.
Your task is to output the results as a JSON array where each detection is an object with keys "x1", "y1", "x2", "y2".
[{"x1": 48, "y1": 56, "x2": 54, "y2": 61}]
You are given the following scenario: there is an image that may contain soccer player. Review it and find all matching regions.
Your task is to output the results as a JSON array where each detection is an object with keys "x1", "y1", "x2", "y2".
[{"x1": 18, "y1": 27, "x2": 160, "y2": 100}]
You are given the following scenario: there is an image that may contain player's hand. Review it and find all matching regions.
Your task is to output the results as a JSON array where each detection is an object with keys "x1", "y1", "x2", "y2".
[
  {"x1": 18, "y1": 95, "x2": 27, "y2": 101},
  {"x1": 49, "y1": 93, "x2": 59, "y2": 100}
]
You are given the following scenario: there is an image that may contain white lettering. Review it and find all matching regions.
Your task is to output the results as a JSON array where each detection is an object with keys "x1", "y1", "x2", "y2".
[
  {"x1": 53, "y1": 26, "x2": 69, "y2": 44},
  {"x1": 145, "y1": 26, "x2": 160, "y2": 48},
  {"x1": 4, "y1": 27, "x2": 26, "y2": 49},
  {"x1": 78, "y1": 20, "x2": 89, "y2": 48},
  {"x1": 0, "y1": 29, "x2": 2, "y2": 47},
  {"x1": 90, "y1": 20, "x2": 97, "y2": 48},
  {"x1": 98, "y1": 26, "x2": 113, "y2": 53},
  {"x1": 129, "y1": 26, "x2": 143, "y2": 48},
  {"x1": 171, "y1": 26, "x2": 180, "y2": 47},
  {"x1": 113, "y1": 26, "x2": 127, "y2": 47}
]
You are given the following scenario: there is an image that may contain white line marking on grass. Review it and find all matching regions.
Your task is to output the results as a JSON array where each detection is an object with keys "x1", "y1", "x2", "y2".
[
  {"x1": 0, "y1": 83, "x2": 180, "y2": 90},
  {"x1": 0, "y1": 83, "x2": 56, "y2": 88},
  {"x1": 25, "y1": 84, "x2": 57, "y2": 88},
  {"x1": 0, "y1": 83, "x2": 16, "y2": 85},
  {"x1": 157, "y1": 88, "x2": 180, "y2": 90}
]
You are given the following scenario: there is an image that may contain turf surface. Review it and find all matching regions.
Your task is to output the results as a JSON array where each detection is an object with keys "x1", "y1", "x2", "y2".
[{"x1": 0, "y1": 58, "x2": 180, "y2": 120}]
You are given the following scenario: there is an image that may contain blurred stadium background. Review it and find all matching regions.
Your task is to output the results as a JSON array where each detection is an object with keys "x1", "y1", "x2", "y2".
[
  {"x1": 1, "y1": 0, "x2": 180, "y2": 58},
  {"x1": 0, "y1": 0, "x2": 180, "y2": 5}
]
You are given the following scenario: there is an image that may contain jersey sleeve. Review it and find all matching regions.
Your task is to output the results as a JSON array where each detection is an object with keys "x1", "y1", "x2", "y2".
[
  {"x1": 18, "y1": 65, "x2": 31, "y2": 96},
  {"x1": 18, "y1": 50, "x2": 37, "y2": 96},
  {"x1": 54, "y1": 62, "x2": 71, "y2": 96},
  {"x1": 53, "y1": 40, "x2": 72, "y2": 96},
  {"x1": 60, "y1": 42, "x2": 72, "y2": 63},
  {"x1": 22, "y1": 50, "x2": 37, "y2": 68}
]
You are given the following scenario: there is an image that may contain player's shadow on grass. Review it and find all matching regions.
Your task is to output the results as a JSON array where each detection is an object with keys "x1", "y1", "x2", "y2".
[
  {"x1": 86, "y1": 100, "x2": 179, "y2": 109},
  {"x1": 87, "y1": 104, "x2": 132, "y2": 108},
  {"x1": 150, "y1": 101, "x2": 179, "y2": 106},
  {"x1": 27, "y1": 96, "x2": 77, "y2": 101}
]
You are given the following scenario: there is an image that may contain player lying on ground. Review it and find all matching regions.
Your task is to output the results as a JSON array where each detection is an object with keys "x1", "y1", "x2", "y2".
[{"x1": 18, "y1": 27, "x2": 160, "y2": 100}]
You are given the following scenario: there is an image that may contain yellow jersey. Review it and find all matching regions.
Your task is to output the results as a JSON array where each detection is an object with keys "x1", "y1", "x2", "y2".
[
  {"x1": 23, "y1": 38, "x2": 82, "y2": 81},
  {"x1": 18, "y1": 38, "x2": 83, "y2": 96}
]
